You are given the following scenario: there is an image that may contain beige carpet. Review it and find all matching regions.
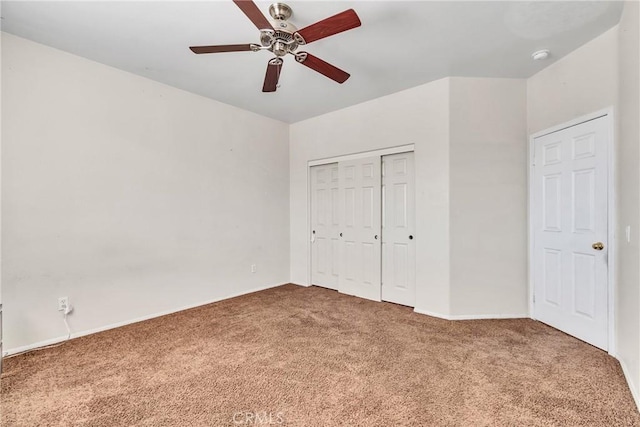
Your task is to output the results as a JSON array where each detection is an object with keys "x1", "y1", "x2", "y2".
[{"x1": 2, "y1": 284, "x2": 639, "y2": 426}]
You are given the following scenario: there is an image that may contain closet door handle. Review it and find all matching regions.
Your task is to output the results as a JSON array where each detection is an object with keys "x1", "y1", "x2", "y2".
[
  {"x1": 374, "y1": 235, "x2": 378, "y2": 240},
  {"x1": 409, "y1": 235, "x2": 413, "y2": 240},
  {"x1": 339, "y1": 232, "x2": 343, "y2": 237}
]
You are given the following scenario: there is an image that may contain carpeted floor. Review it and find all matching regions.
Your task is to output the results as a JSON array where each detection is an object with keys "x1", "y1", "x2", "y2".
[{"x1": 2, "y1": 284, "x2": 639, "y2": 426}]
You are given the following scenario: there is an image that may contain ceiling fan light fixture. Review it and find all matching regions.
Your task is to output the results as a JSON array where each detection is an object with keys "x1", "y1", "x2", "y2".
[{"x1": 273, "y1": 40, "x2": 288, "y2": 57}]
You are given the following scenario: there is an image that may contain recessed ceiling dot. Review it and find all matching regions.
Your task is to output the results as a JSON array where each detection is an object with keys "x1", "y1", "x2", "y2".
[{"x1": 532, "y1": 49, "x2": 550, "y2": 61}]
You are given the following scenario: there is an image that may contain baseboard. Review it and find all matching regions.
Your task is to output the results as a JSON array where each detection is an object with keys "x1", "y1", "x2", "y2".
[
  {"x1": 447, "y1": 313, "x2": 528, "y2": 320},
  {"x1": 619, "y1": 357, "x2": 640, "y2": 412},
  {"x1": 4, "y1": 334, "x2": 71, "y2": 357},
  {"x1": 413, "y1": 307, "x2": 449, "y2": 319},
  {"x1": 290, "y1": 282, "x2": 312, "y2": 287},
  {"x1": 413, "y1": 307, "x2": 528, "y2": 321},
  {"x1": 4, "y1": 282, "x2": 287, "y2": 357}
]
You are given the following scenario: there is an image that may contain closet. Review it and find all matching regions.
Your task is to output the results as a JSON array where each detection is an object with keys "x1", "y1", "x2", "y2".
[{"x1": 310, "y1": 151, "x2": 415, "y2": 307}]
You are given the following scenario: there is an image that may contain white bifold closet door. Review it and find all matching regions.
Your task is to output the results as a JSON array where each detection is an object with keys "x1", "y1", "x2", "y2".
[
  {"x1": 310, "y1": 163, "x2": 340, "y2": 290},
  {"x1": 381, "y1": 152, "x2": 416, "y2": 306},
  {"x1": 338, "y1": 156, "x2": 382, "y2": 301}
]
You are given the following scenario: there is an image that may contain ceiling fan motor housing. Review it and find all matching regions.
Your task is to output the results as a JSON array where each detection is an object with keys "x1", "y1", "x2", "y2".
[{"x1": 260, "y1": 18, "x2": 299, "y2": 56}]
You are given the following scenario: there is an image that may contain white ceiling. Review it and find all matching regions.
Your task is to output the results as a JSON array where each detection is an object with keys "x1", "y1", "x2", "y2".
[{"x1": 1, "y1": 1, "x2": 624, "y2": 123}]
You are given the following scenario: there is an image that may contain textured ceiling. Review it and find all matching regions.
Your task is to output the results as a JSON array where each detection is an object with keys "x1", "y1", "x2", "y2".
[{"x1": 1, "y1": 1, "x2": 624, "y2": 123}]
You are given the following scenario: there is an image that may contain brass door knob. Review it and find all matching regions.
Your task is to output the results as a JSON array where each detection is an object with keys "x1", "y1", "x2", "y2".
[{"x1": 592, "y1": 242, "x2": 604, "y2": 250}]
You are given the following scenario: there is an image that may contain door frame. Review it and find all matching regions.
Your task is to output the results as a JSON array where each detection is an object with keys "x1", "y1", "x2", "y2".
[
  {"x1": 306, "y1": 144, "x2": 415, "y2": 288},
  {"x1": 528, "y1": 107, "x2": 616, "y2": 355}
]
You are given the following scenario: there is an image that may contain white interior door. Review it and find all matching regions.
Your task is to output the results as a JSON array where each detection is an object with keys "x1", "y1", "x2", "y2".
[
  {"x1": 381, "y1": 152, "x2": 416, "y2": 307},
  {"x1": 310, "y1": 163, "x2": 340, "y2": 290},
  {"x1": 339, "y1": 156, "x2": 382, "y2": 301},
  {"x1": 532, "y1": 115, "x2": 609, "y2": 350}
]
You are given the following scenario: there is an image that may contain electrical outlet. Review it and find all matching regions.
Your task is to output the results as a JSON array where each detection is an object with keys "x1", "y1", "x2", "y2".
[
  {"x1": 251, "y1": 264, "x2": 257, "y2": 273},
  {"x1": 58, "y1": 297, "x2": 69, "y2": 312}
]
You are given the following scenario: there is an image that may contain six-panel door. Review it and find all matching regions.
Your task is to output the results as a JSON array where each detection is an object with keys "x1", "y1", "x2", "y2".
[
  {"x1": 338, "y1": 157, "x2": 382, "y2": 301},
  {"x1": 381, "y1": 152, "x2": 416, "y2": 307},
  {"x1": 533, "y1": 116, "x2": 609, "y2": 350},
  {"x1": 310, "y1": 163, "x2": 340, "y2": 290}
]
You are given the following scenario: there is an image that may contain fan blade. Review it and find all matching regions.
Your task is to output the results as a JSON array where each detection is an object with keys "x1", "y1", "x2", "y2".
[
  {"x1": 296, "y1": 9, "x2": 361, "y2": 44},
  {"x1": 233, "y1": 0, "x2": 274, "y2": 30},
  {"x1": 263, "y1": 58, "x2": 283, "y2": 92},
  {"x1": 189, "y1": 44, "x2": 255, "y2": 54},
  {"x1": 295, "y1": 52, "x2": 350, "y2": 84}
]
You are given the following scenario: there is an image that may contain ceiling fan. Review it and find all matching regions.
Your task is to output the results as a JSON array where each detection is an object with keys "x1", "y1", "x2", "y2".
[{"x1": 189, "y1": 1, "x2": 361, "y2": 92}]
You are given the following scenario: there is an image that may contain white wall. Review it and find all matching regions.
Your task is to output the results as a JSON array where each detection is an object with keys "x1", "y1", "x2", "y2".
[
  {"x1": 2, "y1": 34, "x2": 290, "y2": 352},
  {"x1": 290, "y1": 77, "x2": 529, "y2": 318},
  {"x1": 617, "y1": 1, "x2": 640, "y2": 407},
  {"x1": 289, "y1": 79, "x2": 451, "y2": 315},
  {"x1": 0, "y1": 31, "x2": 3, "y2": 355},
  {"x1": 449, "y1": 78, "x2": 528, "y2": 316},
  {"x1": 527, "y1": 27, "x2": 619, "y2": 135}
]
